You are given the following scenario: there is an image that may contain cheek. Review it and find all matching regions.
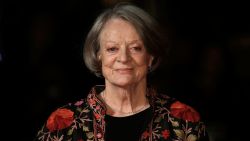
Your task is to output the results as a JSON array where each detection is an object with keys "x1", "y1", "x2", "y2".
[
  {"x1": 136, "y1": 55, "x2": 150, "y2": 66},
  {"x1": 102, "y1": 56, "x2": 114, "y2": 66},
  {"x1": 101, "y1": 56, "x2": 116, "y2": 73},
  {"x1": 134, "y1": 58, "x2": 149, "y2": 75}
]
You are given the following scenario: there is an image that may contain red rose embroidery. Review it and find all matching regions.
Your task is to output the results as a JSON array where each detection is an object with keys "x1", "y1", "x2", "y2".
[
  {"x1": 46, "y1": 108, "x2": 74, "y2": 132},
  {"x1": 170, "y1": 101, "x2": 200, "y2": 122},
  {"x1": 142, "y1": 131, "x2": 150, "y2": 139},
  {"x1": 94, "y1": 113, "x2": 101, "y2": 120},
  {"x1": 161, "y1": 129, "x2": 170, "y2": 139}
]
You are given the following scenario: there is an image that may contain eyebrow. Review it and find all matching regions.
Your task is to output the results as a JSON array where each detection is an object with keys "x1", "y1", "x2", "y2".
[
  {"x1": 126, "y1": 40, "x2": 142, "y2": 45},
  {"x1": 104, "y1": 40, "x2": 142, "y2": 45},
  {"x1": 104, "y1": 41, "x2": 118, "y2": 44}
]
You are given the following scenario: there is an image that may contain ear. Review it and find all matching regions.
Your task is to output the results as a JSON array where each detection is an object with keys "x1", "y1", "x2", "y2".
[
  {"x1": 97, "y1": 52, "x2": 102, "y2": 61},
  {"x1": 148, "y1": 56, "x2": 154, "y2": 67}
]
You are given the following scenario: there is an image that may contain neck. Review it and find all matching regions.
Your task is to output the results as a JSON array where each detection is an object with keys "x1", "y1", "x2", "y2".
[{"x1": 102, "y1": 81, "x2": 149, "y2": 117}]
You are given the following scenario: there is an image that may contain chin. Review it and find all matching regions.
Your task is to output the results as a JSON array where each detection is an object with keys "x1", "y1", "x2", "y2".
[
  {"x1": 114, "y1": 81, "x2": 132, "y2": 86},
  {"x1": 111, "y1": 79, "x2": 135, "y2": 87}
]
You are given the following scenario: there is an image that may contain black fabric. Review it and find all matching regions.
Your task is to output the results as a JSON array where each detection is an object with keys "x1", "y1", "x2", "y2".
[{"x1": 105, "y1": 106, "x2": 152, "y2": 141}]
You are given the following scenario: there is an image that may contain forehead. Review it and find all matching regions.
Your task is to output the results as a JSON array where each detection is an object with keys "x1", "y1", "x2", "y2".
[{"x1": 99, "y1": 18, "x2": 142, "y2": 43}]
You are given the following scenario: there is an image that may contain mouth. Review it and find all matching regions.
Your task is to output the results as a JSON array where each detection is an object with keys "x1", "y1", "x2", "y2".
[{"x1": 115, "y1": 68, "x2": 133, "y2": 74}]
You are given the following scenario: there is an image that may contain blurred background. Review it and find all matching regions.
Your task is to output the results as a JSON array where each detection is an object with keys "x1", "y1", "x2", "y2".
[{"x1": 1, "y1": 0, "x2": 250, "y2": 140}]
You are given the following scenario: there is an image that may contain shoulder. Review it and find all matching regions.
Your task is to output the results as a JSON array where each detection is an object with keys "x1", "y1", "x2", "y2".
[
  {"x1": 154, "y1": 94, "x2": 209, "y2": 140},
  {"x1": 34, "y1": 99, "x2": 92, "y2": 141},
  {"x1": 169, "y1": 100, "x2": 201, "y2": 122},
  {"x1": 168, "y1": 100, "x2": 209, "y2": 140},
  {"x1": 154, "y1": 93, "x2": 200, "y2": 122},
  {"x1": 45, "y1": 98, "x2": 91, "y2": 132}
]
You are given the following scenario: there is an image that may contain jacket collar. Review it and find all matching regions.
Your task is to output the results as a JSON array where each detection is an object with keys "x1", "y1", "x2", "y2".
[
  {"x1": 87, "y1": 85, "x2": 157, "y2": 115},
  {"x1": 86, "y1": 85, "x2": 159, "y2": 141}
]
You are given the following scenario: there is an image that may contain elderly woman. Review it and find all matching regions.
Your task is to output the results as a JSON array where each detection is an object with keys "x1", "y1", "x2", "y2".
[{"x1": 35, "y1": 2, "x2": 209, "y2": 141}]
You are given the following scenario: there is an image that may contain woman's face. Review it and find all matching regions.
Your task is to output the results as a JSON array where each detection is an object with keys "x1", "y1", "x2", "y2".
[{"x1": 99, "y1": 18, "x2": 153, "y2": 87}]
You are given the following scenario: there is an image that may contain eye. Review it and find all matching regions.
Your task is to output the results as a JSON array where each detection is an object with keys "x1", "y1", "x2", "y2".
[
  {"x1": 130, "y1": 46, "x2": 142, "y2": 53},
  {"x1": 106, "y1": 47, "x2": 118, "y2": 53}
]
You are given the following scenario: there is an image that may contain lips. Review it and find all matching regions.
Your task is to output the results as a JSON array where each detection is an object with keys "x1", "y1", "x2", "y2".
[{"x1": 115, "y1": 68, "x2": 133, "y2": 74}]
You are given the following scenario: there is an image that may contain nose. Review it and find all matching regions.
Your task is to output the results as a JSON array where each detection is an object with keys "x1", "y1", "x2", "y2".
[{"x1": 117, "y1": 47, "x2": 130, "y2": 63}]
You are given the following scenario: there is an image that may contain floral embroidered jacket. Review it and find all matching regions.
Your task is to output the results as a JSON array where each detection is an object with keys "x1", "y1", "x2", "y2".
[{"x1": 35, "y1": 86, "x2": 209, "y2": 141}]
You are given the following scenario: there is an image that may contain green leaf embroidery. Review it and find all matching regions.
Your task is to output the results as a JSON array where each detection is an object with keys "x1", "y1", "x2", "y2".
[
  {"x1": 67, "y1": 128, "x2": 73, "y2": 135},
  {"x1": 83, "y1": 126, "x2": 89, "y2": 132},
  {"x1": 187, "y1": 134, "x2": 197, "y2": 141},
  {"x1": 174, "y1": 129, "x2": 184, "y2": 139},
  {"x1": 86, "y1": 132, "x2": 94, "y2": 139}
]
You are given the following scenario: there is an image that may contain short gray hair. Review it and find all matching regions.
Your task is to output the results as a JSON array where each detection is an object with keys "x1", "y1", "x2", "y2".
[{"x1": 83, "y1": 2, "x2": 166, "y2": 77}]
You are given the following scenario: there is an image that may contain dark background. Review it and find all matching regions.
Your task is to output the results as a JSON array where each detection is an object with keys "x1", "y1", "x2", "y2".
[{"x1": 1, "y1": 0, "x2": 250, "y2": 140}]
